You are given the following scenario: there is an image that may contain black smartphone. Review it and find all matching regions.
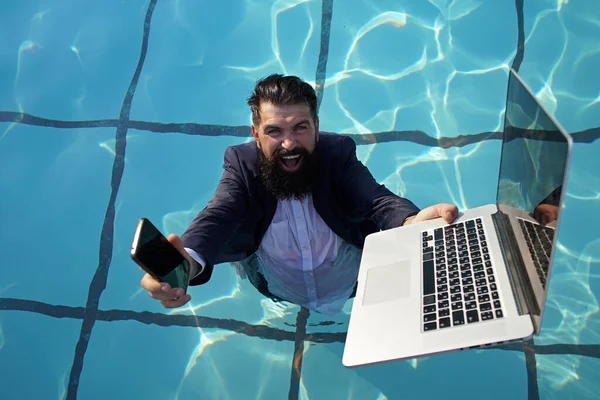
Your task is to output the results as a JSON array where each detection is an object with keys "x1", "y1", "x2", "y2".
[{"x1": 130, "y1": 218, "x2": 190, "y2": 292}]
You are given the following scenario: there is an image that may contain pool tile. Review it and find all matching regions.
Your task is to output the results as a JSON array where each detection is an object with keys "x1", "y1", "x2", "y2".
[
  {"x1": 300, "y1": 341, "x2": 529, "y2": 399},
  {"x1": 78, "y1": 320, "x2": 295, "y2": 399},
  {"x1": 0, "y1": 311, "x2": 82, "y2": 399},
  {"x1": 0, "y1": 124, "x2": 115, "y2": 306},
  {"x1": 128, "y1": 0, "x2": 323, "y2": 125},
  {"x1": 0, "y1": 0, "x2": 149, "y2": 120},
  {"x1": 536, "y1": 353, "x2": 600, "y2": 398}
]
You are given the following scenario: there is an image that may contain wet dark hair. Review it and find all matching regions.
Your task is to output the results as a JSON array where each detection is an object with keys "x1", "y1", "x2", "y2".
[{"x1": 247, "y1": 74, "x2": 318, "y2": 127}]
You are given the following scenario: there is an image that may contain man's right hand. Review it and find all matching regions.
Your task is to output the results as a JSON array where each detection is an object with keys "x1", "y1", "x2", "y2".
[{"x1": 140, "y1": 233, "x2": 192, "y2": 309}]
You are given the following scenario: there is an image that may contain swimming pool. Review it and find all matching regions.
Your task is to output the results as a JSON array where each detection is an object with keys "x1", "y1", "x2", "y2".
[{"x1": 0, "y1": 0, "x2": 598, "y2": 398}]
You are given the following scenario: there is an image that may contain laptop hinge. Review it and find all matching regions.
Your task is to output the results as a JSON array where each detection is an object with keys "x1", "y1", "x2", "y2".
[{"x1": 491, "y1": 211, "x2": 540, "y2": 322}]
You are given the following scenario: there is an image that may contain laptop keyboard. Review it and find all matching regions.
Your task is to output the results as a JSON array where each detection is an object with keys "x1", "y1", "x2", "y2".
[
  {"x1": 518, "y1": 218, "x2": 555, "y2": 289},
  {"x1": 421, "y1": 218, "x2": 504, "y2": 332}
]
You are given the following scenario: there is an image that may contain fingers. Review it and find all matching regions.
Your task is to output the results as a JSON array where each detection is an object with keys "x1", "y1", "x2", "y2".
[
  {"x1": 437, "y1": 203, "x2": 458, "y2": 224},
  {"x1": 160, "y1": 295, "x2": 191, "y2": 309},
  {"x1": 141, "y1": 273, "x2": 191, "y2": 308}
]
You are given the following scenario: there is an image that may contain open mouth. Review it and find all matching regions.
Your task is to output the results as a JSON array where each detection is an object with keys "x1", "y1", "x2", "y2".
[{"x1": 279, "y1": 154, "x2": 302, "y2": 171}]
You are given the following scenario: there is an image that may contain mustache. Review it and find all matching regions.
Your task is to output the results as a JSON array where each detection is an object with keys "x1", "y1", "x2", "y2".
[{"x1": 272, "y1": 148, "x2": 303, "y2": 159}]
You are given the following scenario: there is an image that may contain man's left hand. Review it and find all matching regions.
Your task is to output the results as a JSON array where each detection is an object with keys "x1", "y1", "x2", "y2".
[{"x1": 403, "y1": 203, "x2": 459, "y2": 226}]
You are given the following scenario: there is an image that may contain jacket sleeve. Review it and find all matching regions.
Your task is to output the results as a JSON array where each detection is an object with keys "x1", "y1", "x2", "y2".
[
  {"x1": 338, "y1": 135, "x2": 420, "y2": 230},
  {"x1": 180, "y1": 146, "x2": 250, "y2": 285}
]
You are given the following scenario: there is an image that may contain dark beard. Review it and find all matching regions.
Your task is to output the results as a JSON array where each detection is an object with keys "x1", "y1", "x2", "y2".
[{"x1": 259, "y1": 147, "x2": 318, "y2": 200}]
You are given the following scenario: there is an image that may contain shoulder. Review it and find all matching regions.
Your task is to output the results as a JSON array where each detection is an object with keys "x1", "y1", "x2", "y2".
[
  {"x1": 316, "y1": 133, "x2": 358, "y2": 166},
  {"x1": 222, "y1": 140, "x2": 260, "y2": 174}
]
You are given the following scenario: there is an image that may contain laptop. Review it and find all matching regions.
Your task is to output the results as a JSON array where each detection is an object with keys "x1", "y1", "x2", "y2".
[{"x1": 342, "y1": 68, "x2": 573, "y2": 367}]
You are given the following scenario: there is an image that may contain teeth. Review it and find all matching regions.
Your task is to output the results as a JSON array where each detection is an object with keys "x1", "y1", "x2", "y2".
[{"x1": 283, "y1": 155, "x2": 300, "y2": 159}]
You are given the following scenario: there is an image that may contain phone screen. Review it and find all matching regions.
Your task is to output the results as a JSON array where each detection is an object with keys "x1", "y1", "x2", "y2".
[{"x1": 131, "y1": 218, "x2": 190, "y2": 291}]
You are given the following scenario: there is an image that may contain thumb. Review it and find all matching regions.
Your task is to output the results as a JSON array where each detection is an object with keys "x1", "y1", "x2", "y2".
[{"x1": 167, "y1": 234, "x2": 185, "y2": 252}]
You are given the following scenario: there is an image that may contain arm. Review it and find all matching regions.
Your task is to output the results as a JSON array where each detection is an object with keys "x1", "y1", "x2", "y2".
[
  {"x1": 339, "y1": 135, "x2": 420, "y2": 230},
  {"x1": 180, "y1": 146, "x2": 250, "y2": 285}
]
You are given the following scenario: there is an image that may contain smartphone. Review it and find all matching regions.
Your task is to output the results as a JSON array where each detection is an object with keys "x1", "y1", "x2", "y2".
[{"x1": 130, "y1": 218, "x2": 190, "y2": 292}]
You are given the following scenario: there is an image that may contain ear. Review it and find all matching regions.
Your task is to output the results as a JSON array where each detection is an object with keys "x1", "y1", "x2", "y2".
[{"x1": 251, "y1": 124, "x2": 260, "y2": 148}]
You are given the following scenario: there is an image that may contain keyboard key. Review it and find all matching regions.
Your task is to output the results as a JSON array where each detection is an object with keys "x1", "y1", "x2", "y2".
[
  {"x1": 465, "y1": 301, "x2": 477, "y2": 310},
  {"x1": 439, "y1": 308, "x2": 450, "y2": 317},
  {"x1": 492, "y1": 291, "x2": 499, "y2": 300},
  {"x1": 478, "y1": 294, "x2": 490, "y2": 303},
  {"x1": 493, "y1": 300, "x2": 501, "y2": 309},
  {"x1": 424, "y1": 313, "x2": 436, "y2": 322},
  {"x1": 451, "y1": 293, "x2": 462, "y2": 302},
  {"x1": 466, "y1": 220, "x2": 475, "y2": 228},
  {"x1": 451, "y1": 302, "x2": 463, "y2": 310},
  {"x1": 439, "y1": 317, "x2": 451, "y2": 328},
  {"x1": 437, "y1": 277, "x2": 448, "y2": 285},
  {"x1": 481, "y1": 311, "x2": 494, "y2": 321},
  {"x1": 495, "y1": 309, "x2": 503, "y2": 318},
  {"x1": 424, "y1": 305, "x2": 436, "y2": 314},
  {"x1": 480, "y1": 302, "x2": 492, "y2": 312},
  {"x1": 424, "y1": 295, "x2": 436, "y2": 305},
  {"x1": 424, "y1": 252, "x2": 434, "y2": 261},
  {"x1": 435, "y1": 228, "x2": 443, "y2": 240},
  {"x1": 437, "y1": 284, "x2": 448, "y2": 292},
  {"x1": 450, "y1": 286, "x2": 461, "y2": 294},
  {"x1": 439, "y1": 300, "x2": 449, "y2": 309},
  {"x1": 464, "y1": 285, "x2": 475, "y2": 293},
  {"x1": 452, "y1": 310, "x2": 465, "y2": 325},
  {"x1": 466, "y1": 310, "x2": 479, "y2": 323},
  {"x1": 424, "y1": 322, "x2": 437, "y2": 331},
  {"x1": 477, "y1": 286, "x2": 489, "y2": 295},
  {"x1": 438, "y1": 292, "x2": 449, "y2": 301},
  {"x1": 465, "y1": 293, "x2": 475, "y2": 301},
  {"x1": 423, "y1": 260, "x2": 435, "y2": 295},
  {"x1": 449, "y1": 271, "x2": 459, "y2": 279}
]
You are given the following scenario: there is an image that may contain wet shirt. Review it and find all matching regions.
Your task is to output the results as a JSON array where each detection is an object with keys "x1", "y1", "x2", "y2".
[{"x1": 186, "y1": 194, "x2": 362, "y2": 316}]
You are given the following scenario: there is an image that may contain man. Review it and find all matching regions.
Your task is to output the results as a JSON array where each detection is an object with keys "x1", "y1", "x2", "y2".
[{"x1": 141, "y1": 74, "x2": 458, "y2": 315}]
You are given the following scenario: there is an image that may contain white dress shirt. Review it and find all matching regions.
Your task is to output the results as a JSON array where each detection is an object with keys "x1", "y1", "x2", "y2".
[{"x1": 185, "y1": 194, "x2": 362, "y2": 316}]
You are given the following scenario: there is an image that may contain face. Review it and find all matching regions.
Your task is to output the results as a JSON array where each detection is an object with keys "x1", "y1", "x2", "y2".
[
  {"x1": 252, "y1": 102, "x2": 319, "y2": 168},
  {"x1": 252, "y1": 102, "x2": 320, "y2": 199}
]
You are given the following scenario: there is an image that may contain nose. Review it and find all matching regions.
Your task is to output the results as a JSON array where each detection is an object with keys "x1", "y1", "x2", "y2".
[{"x1": 281, "y1": 136, "x2": 296, "y2": 151}]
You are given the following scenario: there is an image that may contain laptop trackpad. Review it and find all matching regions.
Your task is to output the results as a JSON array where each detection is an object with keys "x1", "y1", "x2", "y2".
[{"x1": 362, "y1": 261, "x2": 411, "y2": 306}]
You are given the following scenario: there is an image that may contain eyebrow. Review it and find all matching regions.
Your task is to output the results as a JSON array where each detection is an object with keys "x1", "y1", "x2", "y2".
[{"x1": 264, "y1": 120, "x2": 310, "y2": 131}]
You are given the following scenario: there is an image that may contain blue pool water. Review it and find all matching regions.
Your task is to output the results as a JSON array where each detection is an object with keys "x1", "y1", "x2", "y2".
[{"x1": 0, "y1": 0, "x2": 599, "y2": 399}]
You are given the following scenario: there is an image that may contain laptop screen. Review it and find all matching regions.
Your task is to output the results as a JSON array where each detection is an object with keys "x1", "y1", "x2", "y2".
[{"x1": 496, "y1": 69, "x2": 570, "y2": 295}]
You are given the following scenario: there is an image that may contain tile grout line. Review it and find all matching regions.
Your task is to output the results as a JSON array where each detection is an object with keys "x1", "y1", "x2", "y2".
[
  {"x1": 0, "y1": 112, "x2": 599, "y2": 146},
  {"x1": 512, "y1": 0, "x2": 525, "y2": 73},
  {"x1": 1, "y1": 296, "x2": 599, "y2": 355},
  {"x1": 288, "y1": 307, "x2": 310, "y2": 400},
  {"x1": 65, "y1": 1, "x2": 158, "y2": 398},
  {"x1": 524, "y1": 339, "x2": 541, "y2": 400}
]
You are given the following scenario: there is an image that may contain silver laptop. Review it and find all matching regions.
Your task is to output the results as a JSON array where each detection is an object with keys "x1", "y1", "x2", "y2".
[{"x1": 343, "y1": 68, "x2": 573, "y2": 368}]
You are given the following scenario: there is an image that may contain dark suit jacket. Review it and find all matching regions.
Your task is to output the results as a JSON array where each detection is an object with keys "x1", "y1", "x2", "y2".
[{"x1": 180, "y1": 133, "x2": 420, "y2": 289}]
